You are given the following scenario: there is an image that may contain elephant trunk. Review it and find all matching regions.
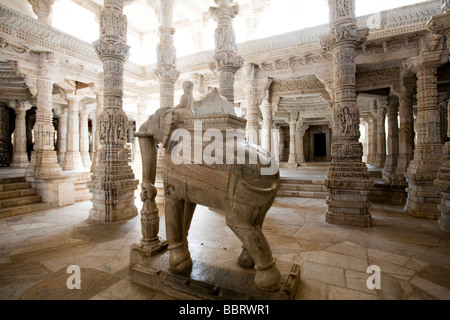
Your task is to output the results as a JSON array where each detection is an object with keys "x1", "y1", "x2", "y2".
[{"x1": 138, "y1": 134, "x2": 160, "y2": 244}]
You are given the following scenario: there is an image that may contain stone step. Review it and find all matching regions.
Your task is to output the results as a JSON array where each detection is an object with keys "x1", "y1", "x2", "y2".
[
  {"x1": 277, "y1": 190, "x2": 328, "y2": 199},
  {"x1": 0, "y1": 176, "x2": 26, "y2": 184},
  {"x1": 0, "y1": 201, "x2": 57, "y2": 219},
  {"x1": 0, "y1": 194, "x2": 42, "y2": 209},
  {"x1": 0, "y1": 181, "x2": 31, "y2": 192},
  {"x1": 279, "y1": 184, "x2": 327, "y2": 192},
  {"x1": 280, "y1": 178, "x2": 324, "y2": 185},
  {"x1": 0, "y1": 188, "x2": 37, "y2": 200}
]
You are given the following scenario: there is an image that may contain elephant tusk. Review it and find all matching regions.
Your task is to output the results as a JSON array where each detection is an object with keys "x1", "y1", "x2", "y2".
[
  {"x1": 134, "y1": 132, "x2": 153, "y2": 138},
  {"x1": 240, "y1": 179, "x2": 279, "y2": 194}
]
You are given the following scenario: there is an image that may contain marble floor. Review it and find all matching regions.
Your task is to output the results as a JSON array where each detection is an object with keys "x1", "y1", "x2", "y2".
[{"x1": 1, "y1": 166, "x2": 450, "y2": 300}]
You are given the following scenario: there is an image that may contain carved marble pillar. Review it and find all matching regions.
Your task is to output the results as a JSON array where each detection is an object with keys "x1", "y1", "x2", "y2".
[
  {"x1": 428, "y1": 10, "x2": 450, "y2": 231},
  {"x1": 374, "y1": 99, "x2": 387, "y2": 168},
  {"x1": 25, "y1": 73, "x2": 63, "y2": 180},
  {"x1": 323, "y1": 0, "x2": 373, "y2": 227},
  {"x1": 272, "y1": 127, "x2": 280, "y2": 165},
  {"x1": 62, "y1": 94, "x2": 84, "y2": 171},
  {"x1": 133, "y1": 101, "x2": 147, "y2": 173},
  {"x1": 210, "y1": 0, "x2": 244, "y2": 103},
  {"x1": 79, "y1": 106, "x2": 91, "y2": 168},
  {"x1": 367, "y1": 117, "x2": 377, "y2": 165},
  {"x1": 405, "y1": 66, "x2": 443, "y2": 219},
  {"x1": 9, "y1": 101, "x2": 32, "y2": 168},
  {"x1": 154, "y1": 0, "x2": 179, "y2": 108},
  {"x1": 54, "y1": 106, "x2": 67, "y2": 166},
  {"x1": 393, "y1": 80, "x2": 415, "y2": 184},
  {"x1": 88, "y1": 0, "x2": 138, "y2": 222},
  {"x1": 245, "y1": 63, "x2": 259, "y2": 144},
  {"x1": 296, "y1": 124, "x2": 307, "y2": 165},
  {"x1": 28, "y1": 0, "x2": 56, "y2": 24},
  {"x1": 382, "y1": 95, "x2": 400, "y2": 182},
  {"x1": 287, "y1": 118, "x2": 298, "y2": 168},
  {"x1": 260, "y1": 98, "x2": 272, "y2": 152},
  {"x1": 90, "y1": 91, "x2": 103, "y2": 172}
]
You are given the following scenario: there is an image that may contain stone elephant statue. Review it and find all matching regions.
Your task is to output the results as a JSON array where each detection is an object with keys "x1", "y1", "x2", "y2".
[{"x1": 135, "y1": 105, "x2": 281, "y2": 292}]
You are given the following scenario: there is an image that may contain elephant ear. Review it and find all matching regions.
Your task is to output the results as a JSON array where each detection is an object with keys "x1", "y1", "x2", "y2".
[{"x1": 161, "y1": 108, "x2": 175, "y2": 149}]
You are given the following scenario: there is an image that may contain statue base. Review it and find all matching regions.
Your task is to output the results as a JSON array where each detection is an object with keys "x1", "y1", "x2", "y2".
[{"x1": 129, "y1": 246, "x2": 300, "y2": 300}]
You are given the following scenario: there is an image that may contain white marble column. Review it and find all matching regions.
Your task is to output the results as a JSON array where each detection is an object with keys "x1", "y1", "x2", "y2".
[
  {"x1": 25, "y1": 72, "x2": 63, "y2": 180},
  {"x1": 367, "y1": 116, "x2": 377, "y2": 166},
  {"x1": 54, "y1": 106, "x2": 67, "y2": 166},
  {"x1": 260, "y1": 98, "x2": 272, "y2": 152},
  {"x1": 133, "y1": 101, "x2": 147, "y2": 173},
  {"x1": 88, "y1": 0, "x2": 138, "y2": 222},
  {"x1": 287, "y1": 118, "x2": 298, "y2": 168},
  {"x1": 296, "y1": 124, "x2": 307, "y2": 165},
  {"x1": 405, "y1": 65, "x2": 443, "y2": 220},
  {"x1": 323, "y1": 0, "x2": 373, "y2": 227},
  {"x1": 154, "y1": 0, "x2": 179, "y2": 108},
  {"x1": 382, "y1": 95, "x2": 400, "y2": 182},
  {"x1": 9, "y1": 100, "x2": 32, "y2": 168},
  {"x1": 62, "y1": 94, "x2": 84, "y2": 171},
  {"x1": 210, "y1": 0, "x2": 244, "y2": 103},
  {"x1": 374, "y1": 98, "x2": 387, "y2": 168},
  {"x1": 79, "y1": 106, "x2": 91, "y2": 168},
  {"x1": 90, "y1": 91, "x2": 103, "y2": 172},
  {"x1": 272, "y1": 127, "x2": 280, "y2": 165}
]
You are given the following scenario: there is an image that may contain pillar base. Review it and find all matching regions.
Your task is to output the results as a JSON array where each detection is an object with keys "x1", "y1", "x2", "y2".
[
  {"x1": 10, "y1": 152, "x2": 29, "y2": 169},
  {"x1": 62, "y1": 151, "x2": 84, "y2": 171},
  {"x1": 438, "y1": 211, "x2": 450, "y2": 234},
  {"x1": 404, "y1": 144, "x2": 443, "y2": 220},
  {"x1": 325, "y1": 161, "x2": 373, "y2": 228},
  {"x1": 89, "y1": 187, "x2": 138, "y2": 222}
]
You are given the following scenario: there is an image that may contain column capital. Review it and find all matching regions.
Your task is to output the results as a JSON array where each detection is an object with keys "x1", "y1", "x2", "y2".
[{"x1": 28, "y1": 0, "x2": 56, "y2": 24}]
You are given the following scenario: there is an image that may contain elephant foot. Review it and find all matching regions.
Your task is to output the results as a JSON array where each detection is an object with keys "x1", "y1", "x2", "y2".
[
  {"x1": 254, "y1": 260, "x2": 281, "y2": 292},
  {"x1": 168, "y1": 243, "x2": 193, "y2": 275},
  {"x1": 238, "y1": 248, "x2": 255, "y2": 268}
]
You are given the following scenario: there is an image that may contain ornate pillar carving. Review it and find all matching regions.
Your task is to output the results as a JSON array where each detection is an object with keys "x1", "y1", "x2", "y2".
[
  {"x1": 62, "y1": 93, "x2": 84, "y2": 171},
  {"x1": 210, "y1": 0, "x2": 244, "y2": 103},
  {"x1": 427, "y1": 8, "x2": 450, "y2": 230},
  {"x1": 9, "y1": 100, "x2": 32, "y2": 168},
  {"x1": 373, "y1": 98, "x2": 387, "y2": 168},
  {"x1": 367, "y1": 116, "x2": 377, "y2": 165},
  {"x1": 90, "y1": 90, "x2": 103, "y2": 172},
  {"x1": 392, "y1": 77, "x2": 415, "y2": 184},
  {"x1": 382, "y1": 95, "x2": 400, "y2": 182},
  {"x1": 260, "y1": 98, "x2": 272, "y2": 152},
  {"x1": 54, "y1": 106, "x2": 67, "y2": 166},
  {"x1": 405, "y1": 43, "x2": 445, "y2": 219},
  {"x1": 25, "y1": 53, "x2": 63, "y2": 180},
  {"x1": 79, "y1": 105, "x2": 92, "y2": 168},
  {"x1": 154, "y1": 0, "x2": 179, "y2": 108},
  {"x1": 322, "y1": 0, "x2": 373, "y2": 227},
  {"x1": 296, "y1": 123, "x2": 307, "y2": 165},
  {"x1": 28, "y1": 0, "x2": 56, "y2": 24},
  {"x1": 88, "y1": 0, "x2": 138, "y2": 222},
  {"x1": 287, "y1": 114, "x2": 298, "y2": 168}
]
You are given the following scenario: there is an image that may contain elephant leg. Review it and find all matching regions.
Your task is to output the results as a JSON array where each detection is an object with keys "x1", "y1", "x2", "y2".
[
  {"x1": 165, "y1": 196, "x2": 192, "y2": 275},
  {"x1": 238, "y1": 200, "x2": 273, "y2": 268},
  {"x1": 182, "y1": 201, "x2": 196, "y2": 248},
  {"x1": 226, "y1": 204, "x2": 281, "y2": 292}
]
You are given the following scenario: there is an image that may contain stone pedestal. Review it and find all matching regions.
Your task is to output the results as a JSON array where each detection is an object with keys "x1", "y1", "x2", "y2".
[{"x1": 129, "y1": 246, "x2": 300, "y2": 300}]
